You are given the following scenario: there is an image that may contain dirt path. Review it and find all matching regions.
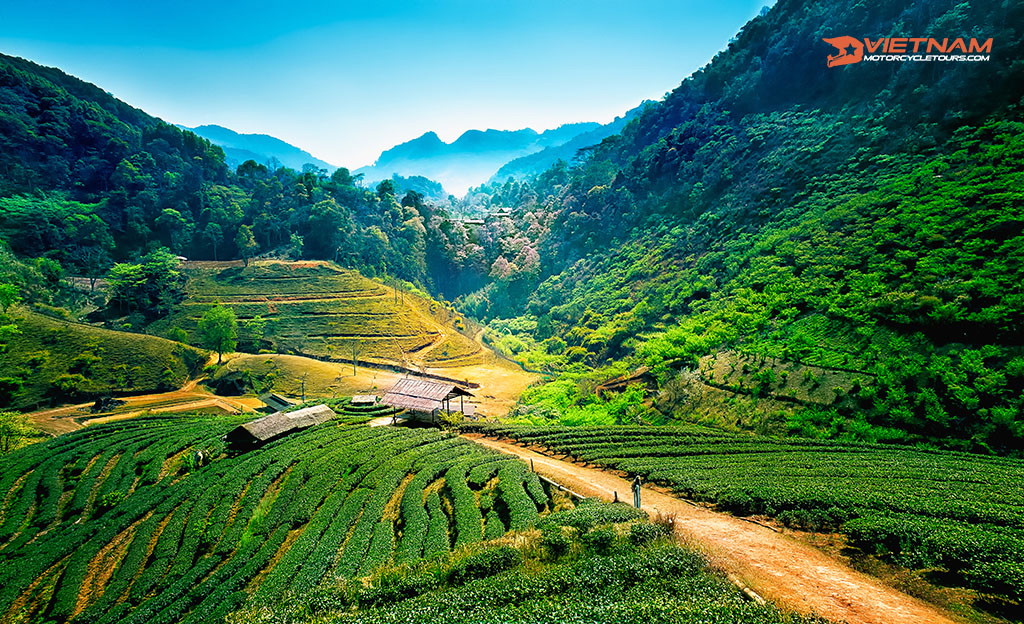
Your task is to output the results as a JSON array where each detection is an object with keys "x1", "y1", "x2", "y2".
[
  {"x1": 25, "y1": 367, "x2": 260, "y2": 436},
  {"x1": 366, "y1": 415, "x2": 396, "y2": 427},
  {"x1": 465, "y1": 435, "x2": 961, "y2": 624}
]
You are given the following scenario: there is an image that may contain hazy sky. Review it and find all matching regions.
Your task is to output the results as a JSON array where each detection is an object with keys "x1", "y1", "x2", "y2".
[{"x1": 1, "y1": 1, "x2": 769, "y2": 169}]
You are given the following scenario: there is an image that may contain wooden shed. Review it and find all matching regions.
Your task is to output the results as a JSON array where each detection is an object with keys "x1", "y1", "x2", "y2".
[
  {"x1": 381, "y1": 378, "x2": 474, "y2": 424},
  {"x1": 226, "y1": 404, "x2": 335, "y2": 450}
]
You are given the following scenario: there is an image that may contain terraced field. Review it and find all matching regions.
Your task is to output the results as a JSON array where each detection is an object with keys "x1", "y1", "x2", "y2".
[
  {"x1": 0, "y1": 414, "x2": 549, "y2": 623},
  {"x1": 154, "y1": 261, "x2": 485, "y2": 369},
  {"x1": 471, "y1": 425, "x2": 1024, "y2": 606}
]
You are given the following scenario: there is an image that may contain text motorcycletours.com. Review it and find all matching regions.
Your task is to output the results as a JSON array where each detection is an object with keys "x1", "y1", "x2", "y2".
[{"x1": 823, "y1": 37, "x2": 993, "y2": 68}]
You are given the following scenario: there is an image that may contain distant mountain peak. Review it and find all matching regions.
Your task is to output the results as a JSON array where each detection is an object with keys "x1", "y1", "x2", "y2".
[
  {"x1": 356, "y1": 121, "x2": 608, "y2": 195},
  {"x1": 182, "y1": 124, "x2": 335, "y2": 172}
]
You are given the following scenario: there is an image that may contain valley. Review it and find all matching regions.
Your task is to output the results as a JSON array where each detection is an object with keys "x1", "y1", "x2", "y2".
[{"x1": 1, "y1": 0, "x2": 1023, "y2": 622}]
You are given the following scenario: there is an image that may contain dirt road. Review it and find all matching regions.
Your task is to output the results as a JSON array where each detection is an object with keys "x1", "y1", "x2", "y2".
[
  {"x1": 465, "y1": 434, "x2": 960, "y2": 624},
  {"x1": 25, "y1": 375, "x2": 261, "y2": 436}
]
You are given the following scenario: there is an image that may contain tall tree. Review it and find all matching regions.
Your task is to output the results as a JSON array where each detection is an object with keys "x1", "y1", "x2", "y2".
[
  {"x1": 235, "y1": 225, "x2": 258, "y2": 267},
  {"x1": 198, "y1": 305, "x2": 237, "y2": 364}
]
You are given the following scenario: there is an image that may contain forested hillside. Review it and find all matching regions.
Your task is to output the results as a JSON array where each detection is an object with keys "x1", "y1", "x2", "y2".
[
  {"x1": 0, "y1": 52, "x2": 474, "y2": 291},
  {"x1": 444, "y1": 0, "x2": 1024, "y2": 453}
]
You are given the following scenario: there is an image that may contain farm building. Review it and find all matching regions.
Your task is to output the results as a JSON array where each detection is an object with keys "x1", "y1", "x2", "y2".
[
  {"x1": 226, "y1": 404, "x2": 335, "y2": 450},
  {"x1": 259, "y1": 392, "x2": 294, "y2": 411},
  {"x1": 381, "y1": 378, "x2": 475, "y2": 424},
  {"x1": 350, "y1": 395, "x2": 378, "y2": 406}
]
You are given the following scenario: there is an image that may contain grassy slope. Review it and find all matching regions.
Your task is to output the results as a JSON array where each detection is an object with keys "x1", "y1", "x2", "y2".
[
  {"x1": 151, "y1": 261, "x2": 485, "y2": 369},
  {"x1": 0, "y1": 309, "x2": 206, "y2": 409}
]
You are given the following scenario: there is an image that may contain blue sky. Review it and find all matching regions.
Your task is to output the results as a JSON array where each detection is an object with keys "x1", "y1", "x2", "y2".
[{"x1": 1, "y1": 0, "x2": 769, "y2": 168}]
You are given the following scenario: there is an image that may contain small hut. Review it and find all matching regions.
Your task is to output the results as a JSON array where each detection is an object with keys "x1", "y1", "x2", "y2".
[
  {"x1": 226, "y1": 404, "x2": 335, "y2": 451},
  {"x1": 381, "y1": 378, "x2": 474, "y2": 424}
]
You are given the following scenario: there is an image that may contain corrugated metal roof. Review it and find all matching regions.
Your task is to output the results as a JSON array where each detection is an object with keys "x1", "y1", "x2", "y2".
[
  {"x1": 238, "y1": 404, "x2": 336, "y2": 441},
  {"x1": 259, "y1": 393, "x2": 293, "y2": 411},
  {"x1": 382, "y1": 377, "x2": 474, "y2": 414},
  {"x1": 382, "y1": 394, "x2": 443, "y2": 412}
]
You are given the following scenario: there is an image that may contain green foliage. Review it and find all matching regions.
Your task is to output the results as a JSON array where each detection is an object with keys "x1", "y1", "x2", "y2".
[
  {"x1": 539, "y1": 500, "x2": 647, "y2": 532},
  {"x1": 0, "y1": 410, "x2": 34, "y2": 454},
  {"x1": 232, "y1": 541, "x2": 825, "y2": 624},
  {"x1": 0, "y1": 283, "x2": 20, "y2": 313},
  {"x1": 445, "y1": 545, "x2": 522, "y2": 585},
  {"x1": 0, "y1": 418, "x2": 550, "y2": 623},
  {"x1": 234, "y1": 224, "x2": 258, "y2": 266},
  {"x1": 629, "y1": 521, "x2": 672, "y2": 546},
  {"x1": 580, "y1": 526, "x2": 617, "y2": 554},
  {"x1": 106, "y1": 247, "x2": 186, "y2": 318},
  {"x1": 198, "y1": 304, "x2": 238, "y2": 363},
  {"x1": 539, "y1": 527, "x2": 571, "y2": 559},
  {"x1": 0, "y1": 310, "x2": 204, "y2": 408}
]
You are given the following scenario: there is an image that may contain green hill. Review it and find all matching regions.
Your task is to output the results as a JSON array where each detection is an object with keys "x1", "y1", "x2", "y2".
[
  {"x1": 149, "y1": 260, "x2": 485, "y2": 369},
  {"x1": 0, "y1": 309, "x2": 206, "y2": 409},
  {"x1": 454, "y1": 0, "x2": 1024, "y2": 453}
]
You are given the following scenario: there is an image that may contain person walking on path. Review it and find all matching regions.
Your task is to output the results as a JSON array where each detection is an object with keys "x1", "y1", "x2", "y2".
[{"x1": 631, "y1": 475, "x2": 642, "y2": 508}]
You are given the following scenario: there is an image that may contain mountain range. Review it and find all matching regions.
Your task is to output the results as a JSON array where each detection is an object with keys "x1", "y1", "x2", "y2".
[
  {"x1": 180, "y1": 124, "x2": 335, "y2": 172},
  {"x1": 355, "y1": 122, "x2": 607, "y2": 195}
]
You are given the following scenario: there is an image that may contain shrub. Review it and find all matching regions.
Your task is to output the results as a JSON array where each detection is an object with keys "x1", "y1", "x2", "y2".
[
  {"x1": 540, "y1": 527, "x2": 571, "y2": 560},
  {"x1": 358, "y1": 571, "x2": 439, "y2": 607},
  {"x1": 447, "y1": 545, "x2": 523, "y2": 585},
  {"x1": 630, "y1": 522, "x2": 672, "y2": 546},
  {"x1": 539, "y1": 501, "x2": 646, "y2": 531},
  {"x1": 581, "y1": 526, "x2": 616, "y2": 555}
]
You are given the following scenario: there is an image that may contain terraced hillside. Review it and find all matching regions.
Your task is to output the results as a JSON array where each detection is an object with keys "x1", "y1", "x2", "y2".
[
  {"x1": 0, "y1": 414, "x2": 550, "y2": 624},
  {"x1": 473, "y1": 425, "x2": 1024, "y2": 607},
  {"x1": 153, "y1": 261, "x2": 485, "y2": 369}
]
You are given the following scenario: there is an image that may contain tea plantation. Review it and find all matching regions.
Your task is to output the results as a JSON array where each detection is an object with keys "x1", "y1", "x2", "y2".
[
  {"x1": 470, "y1": 425, "x2": 1024, "y2": 604},
  {"x1": 231, "y1": 504, "x2": 827, "y2": 624},
  {"x1": 0, "y1": 414, "x2": 547, "y2": 623},
  {"x1": 150, "y1": 261, "x2": 484, "y2": 368}
]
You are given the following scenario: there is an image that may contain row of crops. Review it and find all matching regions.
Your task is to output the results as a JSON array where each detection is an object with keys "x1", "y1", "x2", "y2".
[
  {"x1": 469, "y1": 424, "x2": 1024, "y2": 603},
  {"x1": 232, "y1": 503, "x2": 826, "y2": 624},
  {"x1": 0, "y1": 414, "x2": 550, "y2": 623},
  {"x1": 156, "y1": 262, "x2": 483, "y2": 366}
]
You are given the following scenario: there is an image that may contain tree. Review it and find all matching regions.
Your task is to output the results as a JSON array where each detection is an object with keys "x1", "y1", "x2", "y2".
[
  {"x1": 0, "y1": 284, "x2": 20, "y2": 313},
  {"x1": 235, "y1": 225, "x2": 258, "y2": 267},
  {"x1": 105, "y1": 248, "x2": 185, "y2": 317},
  {"x1": 204, "y1": 222, "x2": 224, "y2": 261},
  {"x1": 305, "y1": 198, "x2": 352, "y2": 259},
  {"x1": 198, "y1": 305, "x2": 237, "y2": 364},
  {"x1": 243, "y1": 314, "x2": 268, "y2": 349}
]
